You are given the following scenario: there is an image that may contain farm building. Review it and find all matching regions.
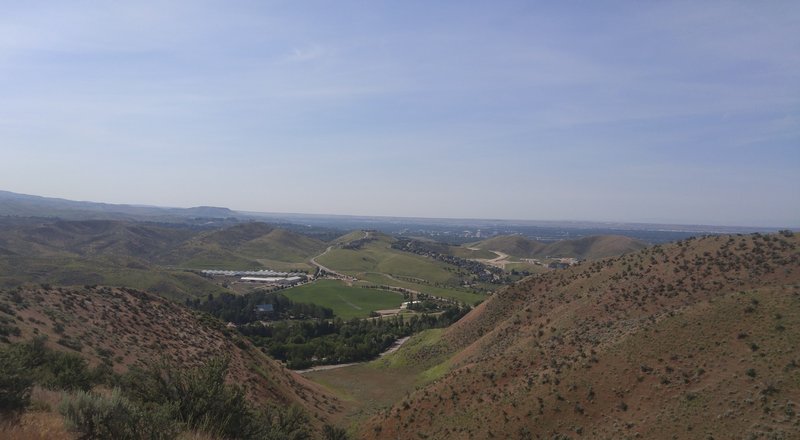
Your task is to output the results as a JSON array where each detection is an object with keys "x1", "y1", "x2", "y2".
[{"x1": 241, "y1": 276, "x2": 304, "y2": 285}]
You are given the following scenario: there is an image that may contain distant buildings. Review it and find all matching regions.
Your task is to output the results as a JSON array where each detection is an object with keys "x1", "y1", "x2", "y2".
[
  {"x1": 254, "y1": 304, "x2": 274, "y2": 313},
  {"x1": 200, "y1": 269, "x2": 306, "y2": 286},
  {"x1": 201, "y1": 269, "x2": 290, "y2": 277},
  {"x1": 241, "y1": 276, "x2": 304, "y2": 285}
]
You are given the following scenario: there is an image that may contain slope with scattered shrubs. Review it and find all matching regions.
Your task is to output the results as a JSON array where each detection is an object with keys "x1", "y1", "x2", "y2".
[
  {"x1": 0, "y1": 285, "x2": 343, "y2": 437},
  {"x1": 362, "y1": 232, "x2": 800, "y2": 439}
]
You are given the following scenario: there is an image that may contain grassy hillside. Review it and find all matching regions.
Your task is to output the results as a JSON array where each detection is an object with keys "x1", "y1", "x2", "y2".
[
  {"x1": 360, "y1": 232, "x2": 800, "y2": 439},
  {"x1": 0, "y1": 255, "x2": 229, "y2": 302},
  {"x1": 282, "y1": 280, "x2": 405, "y2": 319},
  {"x1": 317, "y1": 234, "x2": 460, "y2": 285},
  {"x1": 0, "y1": 219, "x2": 194, "y2": 260},
  {"x1": 240, "y1": 228, "x2": 326, "y2": 262},
  {"x1": 0, "y1": 219, "x2": 327, "y2": 298},
  {"x1": 0, "y1": 285, "x2": 342, "y2": 435},
  {"x1": 472, "y1": 234, "x2": 648, "y2": 259},
  {"x1": 470, "y1": 234, "x2": 547, "y2": 257},
  {"x1": 164, "y1": 222, "x2": 324, "y2": 270}
]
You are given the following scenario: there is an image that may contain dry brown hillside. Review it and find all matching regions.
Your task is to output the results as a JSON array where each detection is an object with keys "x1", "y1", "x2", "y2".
[
  {"x1": 363, "y1": 232, "x2": 800, "y2": 439},
  {"x1": 0, "y1": 285, "x2": 341, "y2": 424}
]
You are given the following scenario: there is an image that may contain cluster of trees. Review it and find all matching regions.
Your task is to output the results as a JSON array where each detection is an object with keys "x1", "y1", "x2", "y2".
[
  {"x1": 186, "y1": 291, "x2": 333, "y2": 324},
  {"x1": 0, "y1": 337, "x2": 337, "y2": 439},
  {"x1": 340, "y1": 236, "x2": 376, "y2": 250},
  {"x1": 392, "y1": 238, "x2": 504, "y2": 283},
  {"x1": 239, "y1": 306, "x2": 470, "y2": 369}
]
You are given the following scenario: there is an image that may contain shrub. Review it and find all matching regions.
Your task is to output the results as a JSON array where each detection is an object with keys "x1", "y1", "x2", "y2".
[
  {"x1": 60, "y1": 389, "x2": 139, "y2": 439},
  {"x1": 60, "y1": 389, "x2": 180, "y2": 440},
  {"x1": 43, "y1": 352, "x2": 92, "y2": 391},
  {"x1": 122, "y1": 357, "x2": 260, "y2": 438},
  {"x1": 323, "y1": 424, "x2": 350, "y2": 439},
  {"x1": 0, "y1": 345, "x2": 33, "y2": 412}
]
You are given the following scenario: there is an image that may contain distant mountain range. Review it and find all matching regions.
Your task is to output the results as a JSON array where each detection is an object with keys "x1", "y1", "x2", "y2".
[
  {"x1": 0, "y1": 190, "x2": 236, "y2": 222},
  {"x1": 1, "y1": 190, "x2": 788, "y2": 236}
]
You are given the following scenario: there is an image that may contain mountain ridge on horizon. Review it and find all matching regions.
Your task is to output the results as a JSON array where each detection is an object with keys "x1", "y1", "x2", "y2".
[{"x1": 0, "y1": 189, "x2": 791, "y2": 232}]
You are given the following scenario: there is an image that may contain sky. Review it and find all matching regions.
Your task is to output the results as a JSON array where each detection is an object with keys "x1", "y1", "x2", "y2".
[{"x1": 0, "y1": 1, "x2": 798, "y2": 227}]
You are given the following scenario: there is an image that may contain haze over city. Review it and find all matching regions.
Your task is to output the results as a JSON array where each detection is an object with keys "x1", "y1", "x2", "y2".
[{"x1": 1, "y1": 1, "x2": 798, "y2": 227}]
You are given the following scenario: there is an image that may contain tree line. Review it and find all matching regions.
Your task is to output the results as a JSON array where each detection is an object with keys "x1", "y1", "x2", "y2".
[
  {"x1": 185, "y1": 291, "x2": 333, "y2": 324},
  {"x1": 239, "y1": 306, "x2": 470, "y2": 369}
]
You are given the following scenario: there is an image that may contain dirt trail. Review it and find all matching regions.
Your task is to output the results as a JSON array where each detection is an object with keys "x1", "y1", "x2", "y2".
[{"x1": 474, "y1": 250, "x2": 512, "y2": 269}]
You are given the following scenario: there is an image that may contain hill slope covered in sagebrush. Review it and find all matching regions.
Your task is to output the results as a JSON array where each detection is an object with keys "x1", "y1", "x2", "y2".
[{"x1": 363, "y1": 232, "x2": 799, "y2": 439}]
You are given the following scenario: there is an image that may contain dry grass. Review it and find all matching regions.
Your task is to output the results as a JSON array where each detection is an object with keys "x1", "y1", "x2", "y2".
[
  {"x1": 359, "y1": 232, "x2": 800, "y2": 439},
  {"x1": 0, "y1": 412, "x2": 73, "y2": 440},
  {"x1": 0, "y1": 285, "x2": 343, "y2": 433}
]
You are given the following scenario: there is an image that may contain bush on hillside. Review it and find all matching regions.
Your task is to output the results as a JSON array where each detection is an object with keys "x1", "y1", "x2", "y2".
[
  {"x1": 0, "y1": 344, "x2": 33, "y2": 412},
  {"x1": 42, "y1": 351, "x2": 92, "y2": 391},
  {"x1": 59, "y1": 388, "x2": 179, "y2": 440},
  {"x1": 60, "y1": 389, "x2": 140, "y2": 439},
  {"x1": 121, "y1": 357, "x2": 304, "y2": 439}
]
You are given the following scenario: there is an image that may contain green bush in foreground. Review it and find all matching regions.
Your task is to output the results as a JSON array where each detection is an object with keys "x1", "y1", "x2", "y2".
[
  {"x1": 59, "y1": 389, "x2": 178, "y2": 440},
  {"x1": 5, "y1": 337, "x2": 318, "y2": 439},
  {"x1": 0, "y1": 344, "x2": 33, "y2": 412},
  {"x1": 119, "y1": 357, "x2": 313, "y2": 439}
]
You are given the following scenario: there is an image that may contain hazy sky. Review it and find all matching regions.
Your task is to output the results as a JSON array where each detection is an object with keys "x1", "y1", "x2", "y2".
[{"x1": 1, "y1": 1, "x2": 798, "y2": 227}]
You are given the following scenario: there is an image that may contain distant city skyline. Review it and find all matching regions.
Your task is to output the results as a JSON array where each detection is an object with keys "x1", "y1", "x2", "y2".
[{"x1": 1, "y1": 1, "x2": 798, "y2": 227}]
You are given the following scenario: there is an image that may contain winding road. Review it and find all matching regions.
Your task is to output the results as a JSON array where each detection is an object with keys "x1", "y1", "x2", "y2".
[
  {"x1": 472, "y1": 250, "x2": 512, "y2": 269},
  {"x1": 309, "y1": 231, "x2": 371, "y2": 279},
  {"x1": 309, "y1": 245, "x2": 345, "y2": 277}
]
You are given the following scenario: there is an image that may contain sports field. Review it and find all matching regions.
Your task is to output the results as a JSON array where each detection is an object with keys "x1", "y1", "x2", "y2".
[{"x1": 282, "y1": 279, "x2": 404, "y2": 319}]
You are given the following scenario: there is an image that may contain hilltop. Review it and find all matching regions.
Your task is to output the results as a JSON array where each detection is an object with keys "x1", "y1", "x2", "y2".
[
  {"x1": 472, "y1": 234, "x2": 648, "y2": 259},
  {"x1": 361, "y1": 232, "x2": 800, "y2": 439},
  {"x1": 161, "y1": 222, "x2": 326, "y2": 270}
]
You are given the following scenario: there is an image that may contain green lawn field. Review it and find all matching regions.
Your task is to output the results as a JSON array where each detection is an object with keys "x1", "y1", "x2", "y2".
[
  {"x1": 282, "y1": 279, "x2": 404, "y2": 319},
  {"x1": 357, "y1": 272, "x2": 485, "y2": 305}
]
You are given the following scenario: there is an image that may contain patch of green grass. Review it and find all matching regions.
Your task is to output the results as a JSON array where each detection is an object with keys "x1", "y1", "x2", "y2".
[
  {"x1": 503, "y1": 262, "x2": 548, "y2": 274},
  {"x1": 178, "y1": 251, "x2": 263, "y2": 270},
  {"x1": 317, "y1": 240, "x2": 458, "y2": 284},
  {"x1": 254, "y1": 258, "x2": 314, "y2": 272},
  {"x1": 418, "y1": 359, "x2": 451, "y2": 383},
  {"x1": 358, "y1": 273, "x2": 485, "y2": 304},
  {"x1": 238, "y1": 229, "x2": 325, "y2": 262},
  {"x1": 372, "y1": 328, "x2": 445, "y2": 370},
  {"x1": 305, "y1": 363, "x2": 418, "y2": 422},
  {"x1": 450, "y1": 247, "x2": 496, "y2": 259},
  {"x1": 282, "y1": 280, "x2": 403, "y2": 319}
]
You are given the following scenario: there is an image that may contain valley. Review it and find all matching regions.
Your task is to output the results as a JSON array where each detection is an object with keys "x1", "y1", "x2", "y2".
[
  {"x1": 2, "y1": 2, "x2": 796, "y2": 437},
  {"x1": 0, "y1": 198, "x2": 796, "y2": 439}
]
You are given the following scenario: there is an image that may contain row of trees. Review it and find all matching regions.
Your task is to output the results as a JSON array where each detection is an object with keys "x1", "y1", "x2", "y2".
[
  {"x1": 186, "y1": 291, "x2": 334, "y2": 324},
  {"x1": 239, "y1": 307, "x2": 470, "y2": 369}
]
